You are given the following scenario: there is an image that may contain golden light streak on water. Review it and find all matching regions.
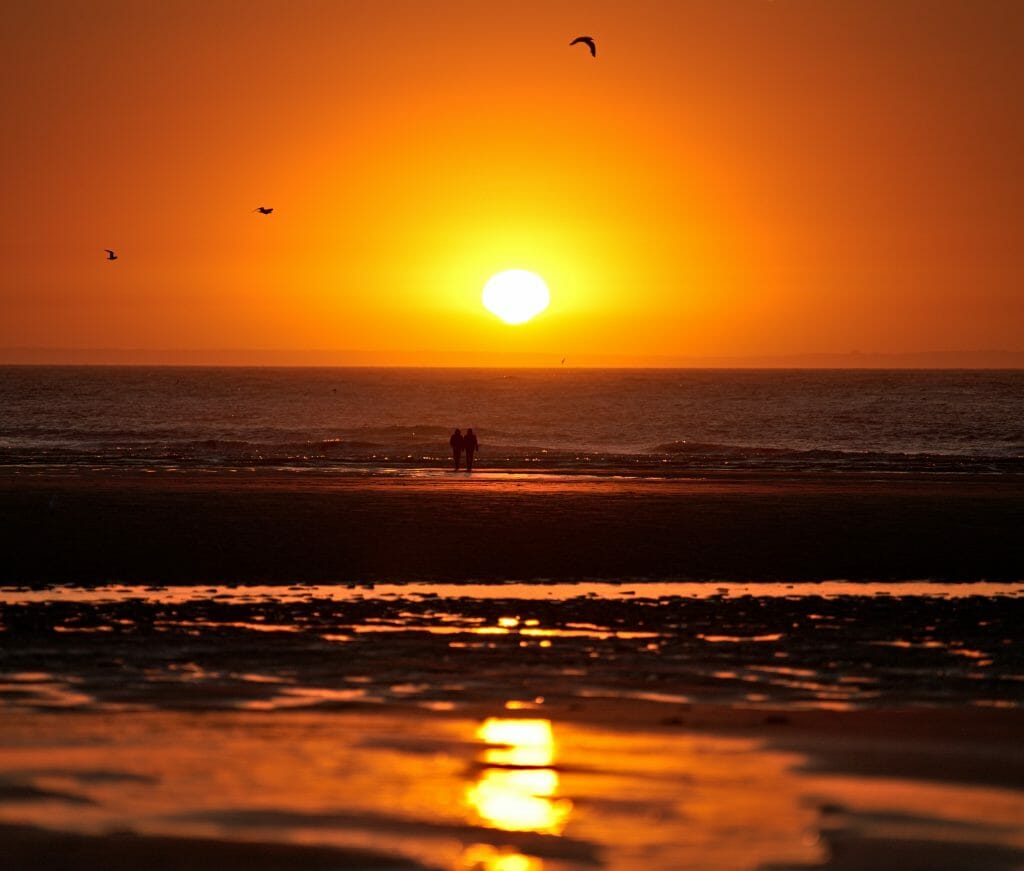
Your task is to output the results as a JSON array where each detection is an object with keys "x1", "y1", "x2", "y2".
[
  {"x1": 466, "y1": 718, "x2": 573, "y2": 835},
  {"x1": 460, "y1": 843, "x2": 542, "y2": 871}
]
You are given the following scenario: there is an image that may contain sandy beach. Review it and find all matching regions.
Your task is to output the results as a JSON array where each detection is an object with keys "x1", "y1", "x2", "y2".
[
  {"x1": 3, "y1": 468, "x2": 1023, "y2": 584},
  {"x1": 2, "y1": 462, "x2": 1023, "y2": 869}
]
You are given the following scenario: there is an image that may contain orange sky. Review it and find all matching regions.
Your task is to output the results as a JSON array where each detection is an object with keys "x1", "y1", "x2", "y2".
[{"x1": 2, "y1": 0, "x2": 1022, "y2": 365}]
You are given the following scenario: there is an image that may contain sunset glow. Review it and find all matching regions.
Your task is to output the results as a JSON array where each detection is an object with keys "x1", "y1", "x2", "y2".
[{"x1": 2, "y1": 1, "x2": 1022, "y2": 366}]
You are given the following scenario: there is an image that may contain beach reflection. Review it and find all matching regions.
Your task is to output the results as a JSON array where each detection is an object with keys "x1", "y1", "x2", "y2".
[
  {"x1": 460, "y1": 843, "x2": 542, "y2": 871},
  {"x1": 466, "y1": 718, "x2": 572, "y2": 835},
  {"x1": 1, "y1": 709, "x2": 1022, "y2": 870}
]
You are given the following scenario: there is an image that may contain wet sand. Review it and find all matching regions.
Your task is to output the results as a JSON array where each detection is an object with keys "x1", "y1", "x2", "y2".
[
  {"x1": 4, "y1": 583, "x2": 1023, "y2": 714},
  {"x1": 2, "y1": 467, "x2": 1023, "y2": 868},
  {"x1": 2, "y1": 584, "x2": 1023, "y2": 869},
  {"x1": 1, "y1": 707, "x2": 1022, "y2": 871},
  {"x1": 3, "y1": 468, "x2": 1024, "y2": 583}
]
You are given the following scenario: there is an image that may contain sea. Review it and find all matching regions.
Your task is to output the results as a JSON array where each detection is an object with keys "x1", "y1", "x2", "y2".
[{"x1": 1, "y1": 366, "x2": 1022, "y2": 475}]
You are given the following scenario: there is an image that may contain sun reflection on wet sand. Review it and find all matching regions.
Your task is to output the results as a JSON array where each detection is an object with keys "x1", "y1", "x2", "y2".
[
  {"x1": 466, "y1": 719, "x2": 572, "y2": 836},
  {"x1": 460, "y1": 842, "x2": 542, "y2": 871},
  {"x1": 3, "y1": 584, "x2": 1024, "y2": 868},
  {"x1": 0, "y1": 710, "x2": 1021, "y2": 870}
]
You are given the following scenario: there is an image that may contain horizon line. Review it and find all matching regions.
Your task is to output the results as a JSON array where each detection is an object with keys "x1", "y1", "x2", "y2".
[{"x1": 2, "y1": 347, "x2": 1024, "y2": 370}]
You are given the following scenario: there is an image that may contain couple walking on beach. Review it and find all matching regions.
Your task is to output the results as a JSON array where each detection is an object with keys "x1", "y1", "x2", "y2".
[{"x1": 449, "y1": 428, "x2": 479, "y2": 471}]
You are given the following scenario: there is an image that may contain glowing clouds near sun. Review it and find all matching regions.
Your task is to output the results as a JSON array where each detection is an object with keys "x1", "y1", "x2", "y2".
[{"x1": 482, "y1": 270, "x2": 550, "y2": 324}]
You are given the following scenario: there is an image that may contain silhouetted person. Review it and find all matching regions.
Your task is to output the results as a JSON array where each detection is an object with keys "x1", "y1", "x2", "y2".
[
  {"x1": 464, "y1": 428, "x2": 479, "y2": 472},
  {"x1": 449, "y1": 428, "x2": 464, "y2": 471},
  {"x1": 570, "y1": 36, "x2": 596, "y2": 57},
  {"x1": 104, "y1": 249, "x2": 118, "y2": 260}
]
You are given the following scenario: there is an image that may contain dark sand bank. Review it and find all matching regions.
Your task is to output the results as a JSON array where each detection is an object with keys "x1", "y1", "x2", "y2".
[
  {"x1": 0, "y1": 823, "x2": 428, "y2": 870},
  {"x1": 763, "y1": 831, "x2": 1024, "y2": 871},
  {"x1": 2, "y1": 469, "x2": 1023, "y2": 583}
]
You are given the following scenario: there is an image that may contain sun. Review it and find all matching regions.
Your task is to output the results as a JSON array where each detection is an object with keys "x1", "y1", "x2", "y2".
[{"x1": 482, "y1": 270, "x2": 550, "y2": 325}]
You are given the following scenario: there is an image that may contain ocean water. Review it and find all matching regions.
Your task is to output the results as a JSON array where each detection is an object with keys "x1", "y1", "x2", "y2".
[{"x1": 1, "y1": 366, "x2": 1022, "y2": 474}]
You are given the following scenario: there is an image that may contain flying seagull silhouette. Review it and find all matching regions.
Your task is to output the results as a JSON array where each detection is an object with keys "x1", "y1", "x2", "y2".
[
  {"x1": 254, "y1": 206, "x2": 274, "y2": 215},
  {"x1": 570, "y1": 36, "x2": 596, "y2": 57},
  {"x1": 104, "y1": 249, "x2": 118, "y2": 261}
]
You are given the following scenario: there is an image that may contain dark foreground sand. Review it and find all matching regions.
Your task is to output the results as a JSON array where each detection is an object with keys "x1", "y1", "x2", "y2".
[
  {"x1": 0, "y1": 824, "x2": 427, "y2": 871},
  {"x1": 2, "y1": 469, "x2": 1023, "y2": 583}
]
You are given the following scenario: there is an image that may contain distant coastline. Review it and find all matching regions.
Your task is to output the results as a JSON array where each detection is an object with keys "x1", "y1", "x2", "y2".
[{"x1": 3, "y1": 347, "x2": 1024, "y2": 369}]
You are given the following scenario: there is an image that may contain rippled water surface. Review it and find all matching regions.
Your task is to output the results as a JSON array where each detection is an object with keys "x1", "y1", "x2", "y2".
[
  {"x1": 3, "y1": 367, "x2": 1023, "y2": 473},
  {"x1": 3, "y1": 583, "x2": 1022, "y2": 714}
]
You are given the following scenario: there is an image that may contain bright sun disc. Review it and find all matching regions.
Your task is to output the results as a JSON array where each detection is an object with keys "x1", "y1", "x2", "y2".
[{"x1": 482, "y1": 270, "x2": 550, "y2": 324}]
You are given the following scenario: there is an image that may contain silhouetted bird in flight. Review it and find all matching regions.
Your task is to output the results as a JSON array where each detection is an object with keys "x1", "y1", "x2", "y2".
[
  {"x1": 254, "y1": 206, "x2": 274, "y2": 215},
  {"x1": 570, "y1": 36, "x2": 596, "y2": 57},
  {"x1": 104, "y1": 249, "x2": 118, "y2": 261}
]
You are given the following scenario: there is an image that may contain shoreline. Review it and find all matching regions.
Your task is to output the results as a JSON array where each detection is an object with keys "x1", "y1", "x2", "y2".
[{"x1": 7, "y1": 464, "x2": 1024, "y2": 483}]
